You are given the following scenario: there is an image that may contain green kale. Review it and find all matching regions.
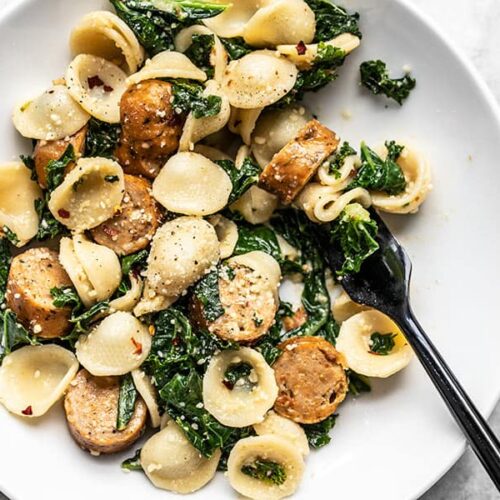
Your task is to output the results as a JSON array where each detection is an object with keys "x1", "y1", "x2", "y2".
[
  {"x1": 218, "y1": 426, "x2": 254, "y2": 471},
  {"x1": 370, "y1": 332, "x2": 397, "y2": 355},
  {"x1": 184, "y1": 33, "x2": 215, "y2": 78},
  {"x1": 117, "y1": 373, "x2": 138, "y2": 430},
  {"x1": 20, "y1": 154, "x2": 37, "y2": 180},
  {"x1": 349, "y1": 142, "x2": 406, "y2": 195},
  {"x1": 46, "y1": 144, "x2": 75, "y2": 192},
  {"x1": 171, "y1": 80, "x2": 222, "y2": 118},
  {"x1": 329, "y1": 203, "x2": 379, "y2": 276},
  {"x1": 0, "y1": 310, "x2": 40, "y2": 363},
  {"x1": 223, "y1": 362, "x2": 253, "y2": 390},
  {"x1": 220, "y1": 37, "x2": 253, "y2": 60},
  {"x1": 34, "y1": 196, "x2": 67, "y2": 241},
  {"x1": 193, "y1": 266, "x2": 225, "y2": 322},
  {"x1": 360, "y1": 60, "x2": 416, "y2": 105},
  {"x1": 233, "y1": 224, "x2": 282, "y2": 261},
  {"x1": 2, "y1": 227, "x2": 19, "y2": 246},
  {"x1": 216, "y1": 158, "x2": 260, "y2": 204},
  {"x1": 241, "y1": 459, "x2": 287, "y2": 486},
  {"x1": 347, "y1": 369, "x2": 371, "y2": 395},
  {"x1": 302, "y1": 414, "x2": 337, "y2": 448},
  {"x1": 51, "y1": 286, "x2": 81, "y2": 309},
  {"x1": 121, "y1": 249, "x2": 149, "y2": 275},
  {"x1": 0, "y1": 239, "x2": 11, "y2": 304},
  {"x1": 85, "y1": 118, "x2": 121, "y2": 158},
  {"x1": 327, "y1": 141, "x2": 357, "y2": 177},
  {"x1": 305, "y1": 0, "x2": 361, "y2": 41},
  {"x1": 121, "y1": 449, "x2": 143, "y2": 471}
]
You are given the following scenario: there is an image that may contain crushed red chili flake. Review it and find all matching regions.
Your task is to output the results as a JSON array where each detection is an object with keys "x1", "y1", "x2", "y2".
[
  {"x1": 102, "y1": 225, "x2": 119, "y2": 238},
  {"x1": 22, "y1": 405, "x2": 33, "y2": 416},
  {"x1": 58, "y1": 209, "x2": 70, "y2": 219},
  {"x1": 88, "y1": 75, "x2": 105, "y2": 89},
  {"x1": 222, "y1": 380, "x2": 235, "y2": 390},
  {"x1": 131, "y1": 337, "x2": 143, "y2": 355},
  {"x1": 296, "y1": 41, "x2": 307, "y2": 55},
  {"x1": 103, "y1": 85, "x2": 114, "y2": 92}
]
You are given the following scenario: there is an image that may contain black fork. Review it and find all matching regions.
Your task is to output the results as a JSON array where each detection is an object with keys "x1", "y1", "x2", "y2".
[{"x1": 317, "y1": 208, "x2": 500, "y2": 489}]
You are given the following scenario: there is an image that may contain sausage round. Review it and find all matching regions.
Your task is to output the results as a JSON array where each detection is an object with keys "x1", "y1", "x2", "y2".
[
  {"x1": 273, "y1": 336, "x2": 348, "y2": 424},
  {"x1": 190, "y1": 263, "x2": 277, "y2": 343},
  {"x1": 115, "y1": 80, "x2": 185, "y2": 179},
  {"x1": 64, "y1": 369, "x2": 147, "y2": 455},
  {"x1": 33, "y1": 125, "x2": 87, "y2": 189},
  {"x1": 90, "y1": 174, "x2": 161, "y2": 255},
  {"x1": 5, "y1": 248, "x2": 73, "y2": 339}
]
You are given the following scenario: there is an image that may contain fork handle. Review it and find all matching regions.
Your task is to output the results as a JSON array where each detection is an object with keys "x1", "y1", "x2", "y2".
[{"x1": 397, "y1": 309, "x2": 500, "y2": 489}]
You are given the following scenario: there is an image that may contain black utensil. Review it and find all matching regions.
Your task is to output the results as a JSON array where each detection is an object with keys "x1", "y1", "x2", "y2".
[{"x1": 317, "y1": 207, "x2": 500, "y2": 489}]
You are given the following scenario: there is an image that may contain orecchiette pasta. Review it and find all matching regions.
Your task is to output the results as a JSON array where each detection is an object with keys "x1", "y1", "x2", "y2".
[
  {"x1": 108, "y1": 273, "x2": 143, "y2": 313},
  {"x1": 203, "y1": 348, "x2": 279, "y2": 427},
  {"x1": 152, "y1": 152, "x2": 232, "y2": 216},
  {"x1": 253, "y1": 411, "x2": 309, "y2": 457},
  {"x1": 65, "y1": 54, "x2": 127, "y2": 123},
  {"x1": 244, "y1": 0, "x2": 315, "y2": 47},
  {"x1": 277, "y1": 33, "x2": 361, "y2": 70},
  {"x1": 317, "y1": 154, "x2": 360, "y2": 191},
  {"x1": 141, "y1": 420, "x2": 221, "y2": 494},
  {"x1": 230, "y1": 186, "x2": 278, "y2": 224},
  {"x1": 202, "y1": 0, "x2": 260, "y2": 38},
  {"x1": 193, "y1": 144, "x2": 232, "y2": 162},
  {"x1": 126, "y1": 51, "x2": 207, "y2": 86},
  {"x1": 295, "y1": 183, "x2": 371, "y2": 223},
  {"x1": 208, "y1": 214, "x2": 238, "y2": 259},
  {"x1": 0, "y1": 345, "x2": 78, "y2": 417},
  {"x1": 227, "y1": 435, "x2": 305, "y2": 500},
  {"x1": 131, "y1": 369, "x2": 161, "y2": 428},
  {"x1": 70, "y1": 11, "x2": 145, "y2": 73},
  {"x1": 179, "y1": 80, "x2": 231, "y2": 151},
  {"x1": 222, "y1": 51, "x2": 298, "y2": 109},
  {"x1": 76, "y1": 311, "x2": 151, "y2": 376},
  {"x1": 336, "y1": 310, "x2": 413, "y2": 378},
  {"x1": 229, "y1": 107, "x2": 263, "y2": 145},
  {"x1": 12, "y1": 85, "x2": 90, "y2": 141},
  {"x1": 332, "y1": 290, "x2": 369, "y2": 323},
  {"x1": 48, "y1": 157, "x2": 125, "y2": 231},
  {"x1": 0, "y1": 162, "x2": 41, "y2": 246},
  {"x1": 252, "y1": 106, "x2": 311, "y2": 168},
  {"x1": 371, "y1": 144, "x2": 432, "y2": 214}
]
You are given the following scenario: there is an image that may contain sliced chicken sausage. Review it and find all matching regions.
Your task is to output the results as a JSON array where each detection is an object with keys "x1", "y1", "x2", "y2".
[
  {"x1": 258, "y1": 119, "x2": 340, "y2": 204},
  {"x1": 90, "y1": 174, "x2": 162, "y2": 255},
  {"x1": 64, "y1": 369, "x2": 147, "y2": 455},
  {"x1": 273, "y1": 336, "x2": 348, "y2": 424},
  {"x1": 115, "y1": 80, "x2": 185, "y2": 179},
  {"x1": 5, "y1": 247, "x2": 72, "y2": 338}
]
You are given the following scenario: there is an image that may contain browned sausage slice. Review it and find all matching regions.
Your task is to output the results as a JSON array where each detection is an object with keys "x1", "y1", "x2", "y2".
[
  {"x1": 64, "y1": 369, "x2": 147, "y2": 455},
  {"x1": 33, "y1": 125, "x2": 87, "y2": 189},
  {"x1": 5, "y1": 248, "x2": 72, "y2": 339},
  {"x1": 116, "y1": 80, "x2": 185, "y2": 179},
  {"x1": 90, "y1": 174, "x2": 162, "y2": 255},
  {"x1": 258, "y1": 119, "x2": 340, "y2": 204},
  {"x1": 273, "y1": 336, "x2": 348, "y2": 424},
  {"x1": 190, "y1": 263, "x2": 277, "y2": 343}
]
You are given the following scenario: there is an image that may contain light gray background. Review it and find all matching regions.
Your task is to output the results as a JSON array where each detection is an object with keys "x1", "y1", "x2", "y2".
[{"x1": 1, "y1": 0, "x2": 500, "y2": 499}]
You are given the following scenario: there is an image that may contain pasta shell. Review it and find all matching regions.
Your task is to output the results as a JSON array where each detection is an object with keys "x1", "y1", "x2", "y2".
[
  {"x1": 203, "y1": 348, "x2": 279, "y2": 427},
  {"x1": 141, "y1": 420, "x2": 220, "y2": 494},
  {"x1": 222, "y1": 51, "x2": 298, "y2": 109},
  {"x1": 48, "y1": 157, "x2": 125, "y2": 232},
  {"x1": 0, "y1": 162, "x2": 41, "y2": 246},
  {"x1": 66, "y1": 54, "x2": 127, "y2": 123},
  {"x1": 0, "y1": 345, "x2": 78, "y2": 417},
  {"x1": 244, "y1": 0, "x2": 315, "y2": 47},
  {"x1": 230, "y1": 186, "x2": 278, "y2": 224},
  {"x1": 12, "y1": 85, "x2": 90, "y2": 141},
  {"x1": 336, "y1": 310, "x2": 413, "y2": 378},
  {"x1": 70, "y1": 11, "x2": 145, "y2": 73},
  {"x1": 131, "y1": 369, "x2": 161, "y2": 428},
  {"x1": 193, "y1": 144, "x2": 232, "y2": 162},
  {"x1": 126, "y1": 51, "x2": 207, "y2": 86},
  {"x1": 76, "y1": 311, "x2": 151, "y2": 376},
  {"x1": 108, "y1": 273, "x2": 143, "y2": 313},
  {"x1": 316, "y1": 154, "x2": 360, "y2": 190},
  {"x1": 152, "y1": 152, "x2": 232, "y2": 216},
  {"x1": 203, "y1": 0, "x2": 261, "y2": 38},
  {"x1": 227, "y1": 435, "x2": 305, "y2": 499},
  {"x1": 229, "y1": 107, "x2": 263, "y2": 146},
  {"x1": 208, "y1": 215, "x2": 238, "y2": 259},
  {"x1": 332, "y1": 290, "x2": 369, "y2": 323}
]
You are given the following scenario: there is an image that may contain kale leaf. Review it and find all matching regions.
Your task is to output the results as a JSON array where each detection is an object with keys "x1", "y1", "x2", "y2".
[
  {"x1": 233, "y1": 223, "x2": 282, "y2": 261},
  {"x1": 192, "y1": 266, "x2": 225, "y2": 322},
  {"x1": 2, "y1": 227, "x2": 19, "y2": 246},
  {"x1": 223, "y1": 362, "x2": 253, "y2": 390},
  {"x1": 121, "y1": 249, "x2": 149, "y2": 275},
  {"x1": 216, "y1": 158, "x2": 260, "y2": 204},
  {"x1": 220, "y1": 37, "x2": 253, "y2": 60},
  {"x1": 0, "y1": 239, "x2": 11, "y2": 305},
  {"x1": 85, "y1": 118, "x2": 121, "y2": 158},
  {"x1": 369, "y1": 332, "x2": 397, "y2": 355},
  {"x1": 241, "y1": 459, "x2": 287, "y2": 486},
  {"x1": 329, "y1": 203, "x2": 379, "y2": 276},
  {"x1": 347, "y1": 369, "x2": 371, "y2": 395},
  {"x1": 327, "y1": 141, "x2": 357, "y2": 177},
  {"x1": 116, "y1": 373, "x2": 138, "y2": 430},
  {"x1": 184, "y1": 33, "x2": 215, "y2": 78},
  {"x1": 34, "y1": 196, "x2": 67, "y2": 241},
  {"x1": 302, "y1": 414, "x2": 338, "y2": 448},
  {"x1": 0, "y1": 310, "x2": 40, "y2": 363},
  {"x1": 349, "y1": 141, "x2": 406, "y2": 195},
  {"x1": 51, "y1": 286, "x2": 82, "y2": 309},
  {"x1": 305, "y1": 0, "x2": 362, "y2": 41},
  {"x1": 121, "y1": 449, "x2": 143, "y2": 471},
  {"x1": 360, "y1": 60, "x2": 416, "y2": 105},
  {"x1": 46, "y1": 144, "x2": 75, "y2": 192},
  {"x1": 171, "y1": 81, "x2": 222, "y2": 119}
]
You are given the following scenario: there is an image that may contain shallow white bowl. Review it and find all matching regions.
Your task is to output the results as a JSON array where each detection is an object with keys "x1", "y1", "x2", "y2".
[{"x1": 1, "y1": 0, "x2": 500, "y2": 499}]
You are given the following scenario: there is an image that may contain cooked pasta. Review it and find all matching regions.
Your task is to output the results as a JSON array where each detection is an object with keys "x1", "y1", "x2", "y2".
[
  {"x1": 12, "y1": 85, "x2": 90, "y2": 141},
  {"x1": 193, "y1": 144, "x2": 232, "y2": 162},
  {"x1": 0, "y1": 345, "x2": 78, "y2": 417},
  {"x1": 316, "y1": 154, "x2": 360, "y2": 191},
  {"x1": 202, "y1": 0, "x2": 259, "y2": 38},
  {"x1": 108, "y1": 273, "x2": 143, "y2": 313},
  {"x1": 332, "y1": 290, "x2": 370, "y2": 323},
  {"x1": 229, "y1": 107, "x2": 264, "y2": 145},
  {"x1": 336, "y1": 310, "x2": 413, "y2": 378},
  {"x1": 131, "y1": 369, "x2": 161, "y2": 428},
  {"x1": 230, "y1": 186, "x2": 278, "y2": 224},
  {"x1": 208, "y1": 214, "x2": 238, "y2": 259},
  {"x1": 76, "y1": 311, "x2": 151, "y2": 376},
  {"x1": 203, "y1": 348, "x2": 278, "y2": 427}
]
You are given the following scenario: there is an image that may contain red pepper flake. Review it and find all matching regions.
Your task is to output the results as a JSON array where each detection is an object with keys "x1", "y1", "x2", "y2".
[
  {"x1": 296, "y1": 41, "x2": 307, "y2": 55},
  {"x1": 103, "y1": 85, "x2": 114, "y2": 92},
  {"x1": 58, "y1": 209, "x2": 70, "y2": 219},
  {"x1": 102, "y1": 225, "x2": 119, "y2": 238},
  {"x1": 88, "y1": 75, "x2": 105, "y2": 89},
  {"x1": 131, "y1": 337, "x2": 143, "y2": 355},
  {"x1": 22, "y1": 405, "x2": 33, "y2": 416}
]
